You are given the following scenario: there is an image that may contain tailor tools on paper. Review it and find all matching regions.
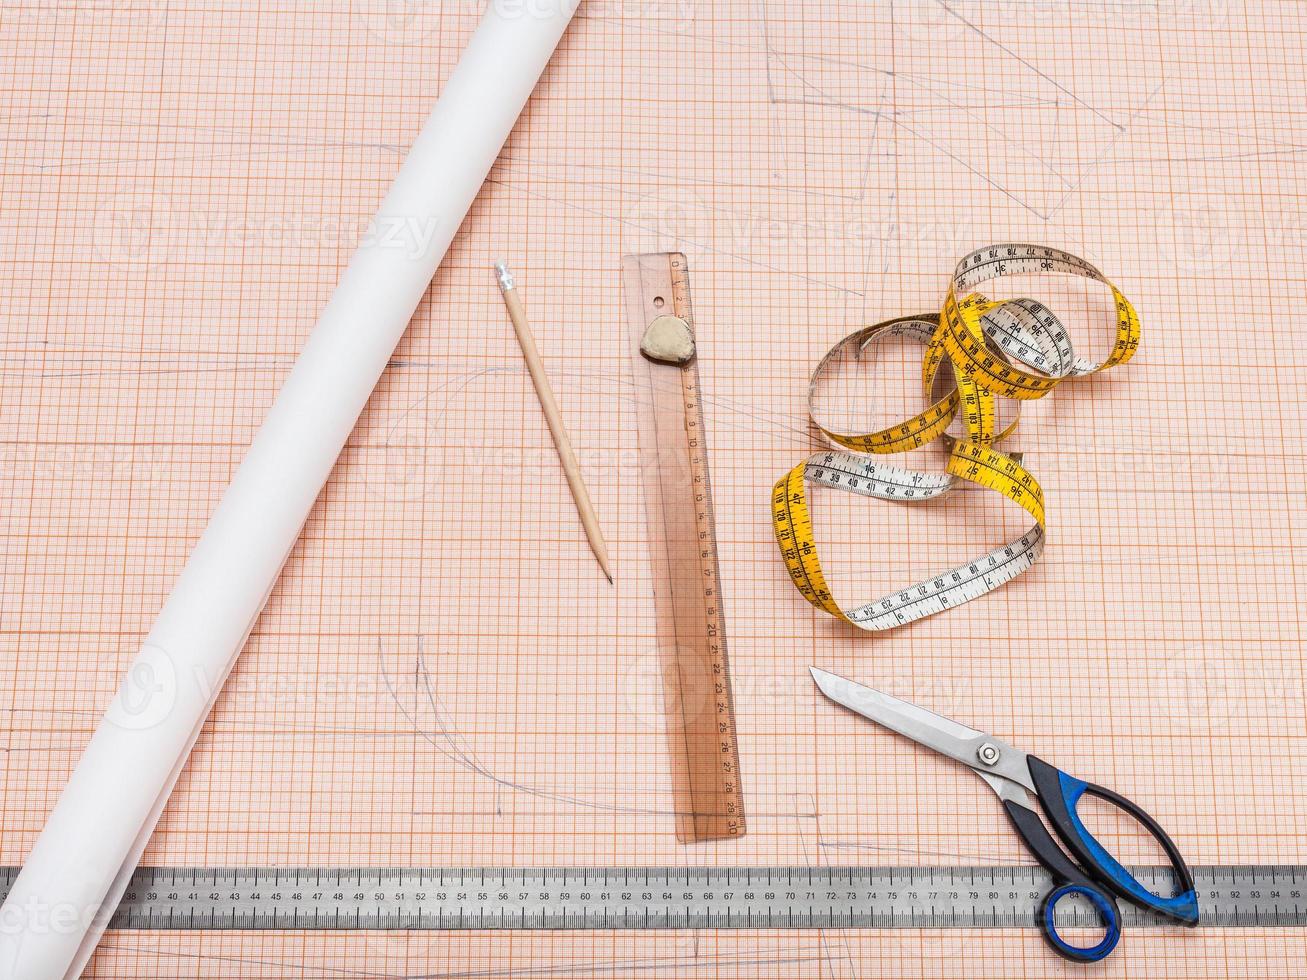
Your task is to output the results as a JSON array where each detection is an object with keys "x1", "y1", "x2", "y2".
[
  {"x1": 811, "y1": 668, "x2": 1199, "y2": 962},
  {"x1": 622, "y1": 251, "x2": 745, "y2": 843},
  {"x1": 774, "y1": 245, "x2": 1139, "y2": 631}
]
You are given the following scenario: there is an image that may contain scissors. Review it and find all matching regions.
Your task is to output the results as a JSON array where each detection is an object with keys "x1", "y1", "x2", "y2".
[{"x1": 810, "y1": 668, "x2": 1199, "y2": 962}]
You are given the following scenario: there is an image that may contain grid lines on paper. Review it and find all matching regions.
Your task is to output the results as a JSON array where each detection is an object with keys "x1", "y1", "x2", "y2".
[{"x1": 0, "y1": 1, "x2": 1305, "y2": 976}]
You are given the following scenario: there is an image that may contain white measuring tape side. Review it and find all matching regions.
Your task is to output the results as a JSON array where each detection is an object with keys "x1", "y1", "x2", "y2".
[{"x1": 773, "y1": 244, "x2": 1138, "y2": 631}]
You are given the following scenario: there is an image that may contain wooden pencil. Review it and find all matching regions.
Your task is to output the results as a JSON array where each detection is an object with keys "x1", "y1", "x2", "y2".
[{"x1": 495, "y1": 262, "x2": 613, "y2": 583}]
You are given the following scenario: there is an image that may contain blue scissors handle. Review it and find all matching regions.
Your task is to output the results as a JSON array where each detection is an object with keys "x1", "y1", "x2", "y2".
[
  {"x1": 1026, "y1": 755, "x2": 1200, "y2": 926},
  {"x1": 1001, "y1": 798, "x2": 1123, "y2": 962},
  {"x1": 1041, "y1": 884, "x2": 1122, "y2": 962}
]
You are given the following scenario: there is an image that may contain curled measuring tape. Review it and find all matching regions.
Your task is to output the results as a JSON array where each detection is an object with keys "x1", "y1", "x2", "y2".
[{"x1": 772, "y1": 244, "x2": 1139, "y2": 631}]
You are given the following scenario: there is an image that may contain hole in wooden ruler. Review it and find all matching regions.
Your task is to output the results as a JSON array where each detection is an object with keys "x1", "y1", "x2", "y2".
[{"x1": 623, "y1": 251, "x2": 745, "y2": 844}]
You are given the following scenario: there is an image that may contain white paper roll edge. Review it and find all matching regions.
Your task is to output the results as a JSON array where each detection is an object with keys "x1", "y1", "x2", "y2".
[{"x1": 0, "y1": 4, "x2": 579, "y2": 976}]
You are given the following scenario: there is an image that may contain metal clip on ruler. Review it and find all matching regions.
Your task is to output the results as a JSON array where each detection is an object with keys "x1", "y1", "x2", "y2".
[{"x1": 622, "y1": 252, "x2": 745, "y2": 843}]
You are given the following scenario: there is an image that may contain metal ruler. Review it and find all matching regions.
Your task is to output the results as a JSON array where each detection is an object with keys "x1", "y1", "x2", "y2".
[
  {"x1": 622, "y1": 252, "x2": 745, "y2": 843},
  {"x1": 6, "y1": 865, "x2": 1299, "y2": 931}
]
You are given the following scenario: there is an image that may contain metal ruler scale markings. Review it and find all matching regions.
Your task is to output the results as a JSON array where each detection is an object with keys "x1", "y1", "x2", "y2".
[{"x1": 4, "y1": 866, "x2": 1299, "y2": 931}]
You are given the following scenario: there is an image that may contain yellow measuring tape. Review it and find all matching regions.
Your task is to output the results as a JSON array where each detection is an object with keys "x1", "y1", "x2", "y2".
[{"x1": 772, "y1": 244, "x2": 1139, "y2": 631}]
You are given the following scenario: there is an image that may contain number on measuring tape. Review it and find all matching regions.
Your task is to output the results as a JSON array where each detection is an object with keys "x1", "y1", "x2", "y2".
[{"x1": 772, "y1": 245, "x2": 1138, "y2": 631}]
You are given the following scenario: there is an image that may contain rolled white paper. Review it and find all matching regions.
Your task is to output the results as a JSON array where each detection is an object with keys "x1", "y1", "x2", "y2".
[{"x1": 0, "y1": 3, "x2": 579, "y2": 976}]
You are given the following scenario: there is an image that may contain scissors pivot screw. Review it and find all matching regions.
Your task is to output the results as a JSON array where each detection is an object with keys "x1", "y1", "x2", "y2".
[{"x1": 809, "y1": 667, "x2": 1201, "y2": 962}]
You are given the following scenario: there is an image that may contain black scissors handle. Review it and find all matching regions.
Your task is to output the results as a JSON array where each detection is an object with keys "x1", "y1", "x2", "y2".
[
  {"x1": 1002, "y1": 755, "x2": 1200, "y2": 963},
  {"x1": 1001, "y1": 798, "x2": 1123, "y2": 962},
  {"x1": 1026, "y1": 756, "x2": 1200, "y2": 925}
]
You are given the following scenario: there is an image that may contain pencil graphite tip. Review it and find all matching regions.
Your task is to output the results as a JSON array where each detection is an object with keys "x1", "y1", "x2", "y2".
[{"x1": 493, "y1": 261, "x2": 515, "y2": 292}]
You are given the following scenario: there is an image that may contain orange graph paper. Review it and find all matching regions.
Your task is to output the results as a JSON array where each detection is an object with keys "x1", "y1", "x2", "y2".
[{"x1": 1, "y1": 1, "x2": 1304, "y2": 976}]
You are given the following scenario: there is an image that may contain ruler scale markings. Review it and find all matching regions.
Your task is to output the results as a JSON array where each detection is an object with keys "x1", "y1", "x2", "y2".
[
  {"x1": 21, "y1": 866, "x2": 1300, "y2": 930},
  {"x1": 774, "y1": 246, "x2": 1134, "y2": 632},
  {"x1": 622, "y1": 252, "x2": 746, "y2": 843}
]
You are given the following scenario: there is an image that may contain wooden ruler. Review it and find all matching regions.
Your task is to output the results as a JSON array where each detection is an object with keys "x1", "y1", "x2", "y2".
[{"x1": 622, "y1": 252, "x2": 745, "y2": 843}]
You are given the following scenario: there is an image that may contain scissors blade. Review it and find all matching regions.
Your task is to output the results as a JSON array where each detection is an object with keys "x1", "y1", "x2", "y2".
[{"x1": 810, "y1": 667, "x2": 1034, "y2": 792}]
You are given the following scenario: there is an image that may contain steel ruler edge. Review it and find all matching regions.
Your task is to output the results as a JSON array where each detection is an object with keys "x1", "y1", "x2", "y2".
[{"x1": 1, "y1": 865, "x2": 1299, "y2": 931}]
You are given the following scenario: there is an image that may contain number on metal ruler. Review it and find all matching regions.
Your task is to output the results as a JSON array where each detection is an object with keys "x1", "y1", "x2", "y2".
[{"x1": 2, "y1": 866, "x2": 1298, "y2": 931}]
